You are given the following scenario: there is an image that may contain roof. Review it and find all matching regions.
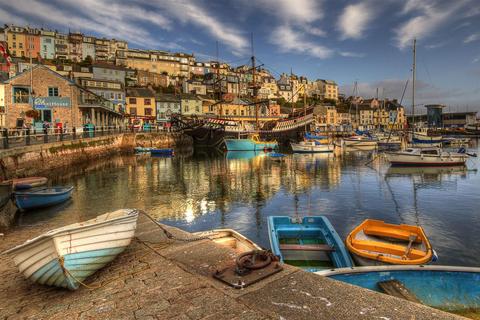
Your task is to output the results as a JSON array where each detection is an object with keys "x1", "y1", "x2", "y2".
[
  {"x1": 3, "y1": 64, "x2": 75, "y2": 85},
  {"x1": 156, "y1": 94, "x2": 180, "y2": 102},
  {"x1": 180, "y1": 93, "x2": 200, "y2": 100},
  {"x1": 126, "y1": 87, "x2": 155, "y2": 97},
  {"x1": 92, "y1": 63, "x2": 127, "y2": 71}
]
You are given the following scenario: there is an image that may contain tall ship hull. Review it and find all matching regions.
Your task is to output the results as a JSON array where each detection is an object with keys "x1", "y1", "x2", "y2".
[{"x1": 180, "y1": 113, "x2": 313, "y2": 148}]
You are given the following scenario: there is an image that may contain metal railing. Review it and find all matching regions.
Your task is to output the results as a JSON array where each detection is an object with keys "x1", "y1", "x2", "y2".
[{"x1": 0, "y1": 124, "x2": 176, "y2": 150}]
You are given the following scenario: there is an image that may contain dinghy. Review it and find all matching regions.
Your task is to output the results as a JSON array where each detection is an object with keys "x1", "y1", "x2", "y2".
[
  {"x1": 6, "y1": 177, "x2": 48, "y2": 190},
  {"x1": 346, "y1": 219, "x2": 435, "y2": 266},
  {"x1": 268, "y1": 216, "x2": 353, "y2": 272},
  {"x1": 2, "y1": 209, "x2": 139, "y2": 290},
  {"x1": 316, "y1": 265, "x2": 480, "y2": 315},
  {"x1": 14, "y1": 186, "x2": 74, "y2": 211},
  {"x1": 290, "y1": 140, "x2": 334, "y2": 153},
  {"x1": 192, "y1": 229, "x2": 261, "y2": 254}
]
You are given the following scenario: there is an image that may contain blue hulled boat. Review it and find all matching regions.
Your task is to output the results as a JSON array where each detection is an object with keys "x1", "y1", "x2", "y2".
[
  {"x1": 150, "y1": 148, "x2": 174, "y2": 156},
  {"x1": 317, "y1": 266, "x2": 480, "y2": 313},
  {"x1": 15, "y1": 187, "x2": 74, "y2": 211},
  {"x1": 224, "y1": 134, "x2": 278, "y2": 151},
  {"x1": 268, "y1": 216, "x2": 353, "y2": 272}
]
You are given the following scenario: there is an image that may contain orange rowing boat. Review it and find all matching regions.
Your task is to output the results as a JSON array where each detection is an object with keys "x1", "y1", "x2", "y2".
[{"x1": 346, "y1": 219, "x2": 434, "y2": 265}]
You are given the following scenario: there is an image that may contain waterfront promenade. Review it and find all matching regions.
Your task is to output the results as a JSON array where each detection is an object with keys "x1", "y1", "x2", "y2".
[{"x1": 0, "y1": 214, "x2": 463, "y2": 319}]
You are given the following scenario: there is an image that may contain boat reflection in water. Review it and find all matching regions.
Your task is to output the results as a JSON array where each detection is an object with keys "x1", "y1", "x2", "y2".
[
  {"x1": 225, "y1": 151, "x2": 267, "y2": 160},
  {"x1": 386, "y1": 166, "x2": 469, "y2": 177}
]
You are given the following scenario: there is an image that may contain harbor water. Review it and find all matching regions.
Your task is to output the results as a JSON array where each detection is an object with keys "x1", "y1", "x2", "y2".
[{"x1": 16, "y1": 141, "x2": 480, "y2": 267}]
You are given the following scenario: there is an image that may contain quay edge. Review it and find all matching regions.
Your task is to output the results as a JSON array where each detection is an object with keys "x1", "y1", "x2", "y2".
[{"x1": 0, "y1": 214, "x2": 465, "y2": 319}]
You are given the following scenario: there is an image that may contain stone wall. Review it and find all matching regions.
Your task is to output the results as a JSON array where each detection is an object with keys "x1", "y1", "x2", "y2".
[{"x1": 0, "y1": 132, "x2": 193, "y2": 180}]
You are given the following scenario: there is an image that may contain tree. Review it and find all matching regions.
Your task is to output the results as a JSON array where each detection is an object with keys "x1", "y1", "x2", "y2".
[{"x1": 82, "y1": 55, "x2": 93, "y2": 65}]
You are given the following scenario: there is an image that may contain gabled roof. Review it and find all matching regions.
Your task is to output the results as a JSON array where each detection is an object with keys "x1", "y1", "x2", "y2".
[{"x1": 3, "y1": 64, "x2": 75, "y2": 85}]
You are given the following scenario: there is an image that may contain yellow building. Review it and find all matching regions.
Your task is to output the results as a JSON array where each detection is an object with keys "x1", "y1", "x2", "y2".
[
  {"x1": 314, "y1": 106, "x2": 338, "y2": 130},
  {"x1": 5, "y1": 25, "x2": 27, "y2": 58},
  {"x1": 125, "y1": 49, "x2": 193, "y2": 77},
  {"x1": 126, "y1": 87, "x2": 156, "y2": 125}
]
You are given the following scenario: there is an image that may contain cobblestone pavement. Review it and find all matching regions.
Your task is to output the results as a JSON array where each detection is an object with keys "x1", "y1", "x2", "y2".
[{"x1": 0, "y1": 215, "x2": 466, "y2": 320}]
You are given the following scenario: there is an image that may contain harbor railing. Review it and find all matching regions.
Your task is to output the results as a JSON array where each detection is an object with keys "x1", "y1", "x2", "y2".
[{"x1": 0, "y1": 124, "x2": 176, "y2": 150}]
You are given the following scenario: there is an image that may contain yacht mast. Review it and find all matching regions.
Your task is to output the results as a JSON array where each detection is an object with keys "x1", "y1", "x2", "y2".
[{"x1": 412, "y1": 38, "x2": 416, "y2": 129}]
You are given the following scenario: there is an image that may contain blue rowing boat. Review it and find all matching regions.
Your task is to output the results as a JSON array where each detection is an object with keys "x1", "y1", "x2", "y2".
[
  {"x1": 150, "y1": 148, "x2": 174, "y2": 156},
  {"x1": 317, "y1": 266, "x2": 480, "y2": 313},
  {"x1": 15, "y1": 187, "x2": 74, "y2": 211},
  {"x1": 268, "y1": 216, "x2": 353, "y2": 272}
]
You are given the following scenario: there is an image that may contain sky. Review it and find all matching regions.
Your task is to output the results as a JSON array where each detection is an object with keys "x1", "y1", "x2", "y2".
[{"x1": 1, "y1": 0, "x2": 480, "y2": 113}]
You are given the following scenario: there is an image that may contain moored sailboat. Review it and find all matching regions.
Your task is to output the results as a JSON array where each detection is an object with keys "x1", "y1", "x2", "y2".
[{"x1": 385, "y1": 147, "x2": 468, "y2": 166}]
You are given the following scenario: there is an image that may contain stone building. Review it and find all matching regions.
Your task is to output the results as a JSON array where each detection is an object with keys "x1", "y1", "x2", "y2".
[{"x1": 2, "y1": 65, "x2": 124, "y2": 129}]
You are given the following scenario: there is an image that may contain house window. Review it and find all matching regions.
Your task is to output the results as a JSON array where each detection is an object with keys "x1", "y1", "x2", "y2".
[
  {"x1": 130, "y1": 107, "x2": 137, "y2": 115},
  {"x1": 48, "y1": 87, "x2": 59, "y2": 97},
  {"x1": 145, "y1": 108, "x2": 152, "y2": 116},
  {"x1": 129, "y1": 98, "x2": 136, "y2": 104},
  {"x1": 110, "y1": 93, "x2": 114, "y2": 99},
  {"x1": 144, "y1": 99, "x2": 151, "y2": 105},
  {"x1": 13, "y1": 87, "x2": 29, "y2": 103}
]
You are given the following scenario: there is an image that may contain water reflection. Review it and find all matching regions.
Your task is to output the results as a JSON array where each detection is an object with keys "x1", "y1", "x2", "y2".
[{"x1": 16, "y1": 142, "x2": 480, "y2": 267}]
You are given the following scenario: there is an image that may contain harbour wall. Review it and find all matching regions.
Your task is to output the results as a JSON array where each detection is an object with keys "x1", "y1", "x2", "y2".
[
  {"x1": 0, "y1": 132, "x2": 193, "y2": 179},
  {"x1": 0, "y1": 132, "x2": 193, "y2": 180}
]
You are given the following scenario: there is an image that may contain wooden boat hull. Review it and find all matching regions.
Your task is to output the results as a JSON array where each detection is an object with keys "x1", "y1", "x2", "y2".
[
  {"x1": 14, "y1": 187, "x2": 74, "y2": 211},
  {"x1": 290, "y1": 142, "x2": 334, "y2": 153},
  {"x1": 316, "y1": 265, "x2": 480, "y2": 312},
  {"x1": 268, "y1": 216, "x2": 353, "y2": 272},
  {"x1": 192, "y1": 229, "x2": 261, "y2": 254},
  {"x1": 7, "y1": 177, "x2": 48, "y2": 190},
  {"x1": 343, "y1": 139, "x2": 378, "y2": 147},
  {"x1": 3, "y1": 209, "x2": 139, "y2": 290},
  {"x1": 385, "y1": 152, "x2": 467, "y2": 166},
  {"x1": 346, "y1": 219, "x2": 434, "y2": 265}
]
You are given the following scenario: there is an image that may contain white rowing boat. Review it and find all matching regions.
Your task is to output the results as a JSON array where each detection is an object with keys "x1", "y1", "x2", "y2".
[{"x1": 3, "y1": 209, "x2": 139, "y2": 290}]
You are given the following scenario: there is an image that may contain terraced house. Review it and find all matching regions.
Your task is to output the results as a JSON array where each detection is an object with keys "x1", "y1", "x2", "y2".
[{"x1": 126, "y1": 87, "x2": 156, "y2": 125}]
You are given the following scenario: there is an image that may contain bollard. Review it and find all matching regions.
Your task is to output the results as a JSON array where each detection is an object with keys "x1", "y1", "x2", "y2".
[{"x1": 25, "y1": 129, "x2": 30, "y2": 146}]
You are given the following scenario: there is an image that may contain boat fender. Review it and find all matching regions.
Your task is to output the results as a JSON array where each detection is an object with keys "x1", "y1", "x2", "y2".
[{"x1": 432, "y1": 249, "x2": 439, "y2": 262}]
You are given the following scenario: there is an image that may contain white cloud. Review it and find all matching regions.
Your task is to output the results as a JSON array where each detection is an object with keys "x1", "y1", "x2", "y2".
[
  {"x1": 337, "y1": 2, "x2": 375, "y2": 40},
  {"x1": 146, "y1": 0, "x2": 249, "y2": 56},
  {"x1": 464, "y1": 33, "x2": 480, "y2": 44},
  {"x1": 395, "y1": 0, "x2": 469, "y2": 49},
  {"x1": 339, "y1": 51, "x2": 365, "y2": 58},
  {"x1": 270, "y1": 25, "x2": 333, "y2": 59},
  {"x1": 253, "y1": 0, "x2": 322, "y2": 23}
]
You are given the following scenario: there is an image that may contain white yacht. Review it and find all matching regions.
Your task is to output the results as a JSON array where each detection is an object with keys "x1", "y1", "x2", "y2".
[{"x1": 385, "y1": 148, "x2": 468, "y2": 166}]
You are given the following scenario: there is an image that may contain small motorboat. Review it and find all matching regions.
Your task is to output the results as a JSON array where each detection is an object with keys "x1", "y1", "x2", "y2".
[
  {"x1": 224, "y1": 134, "x2": 278, "y2": 151},
  {"x1": 291, "y1": 140, "x2": 334, "y2": 153},
  {"x1": 2, "y1": 209, "x2": 139, "y2": 290},
  {"x1": 385, "y1": 147, "x2": 468, "y2": 166},
  {"x1": 14, "y1": 186, "x2": 74, "y2": 211},
  {"x1": 345, "y1": 219, "x2": 435, "y2": 266},
  {"x1": 150, "y1": 148, "x2": 174, "y2": 156},
  {"x1": 316, "y1": 265, "x2": 480, "y2": 315},
  {"x1": 192, "y1": 229, "x2": 261, "y2": 254},
  {"x1": 268, "y1": 216, "x2": 353, "y2": 272},
  {"x1": 6, "y1": 177, "x2": 48, "y2": 190},
  {"x1": 342, "y1": 135, "x2": 378, "y2": 147}
]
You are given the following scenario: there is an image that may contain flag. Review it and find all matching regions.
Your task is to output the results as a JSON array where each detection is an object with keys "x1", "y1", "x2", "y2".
[{"x1": 0, "y1": 43, "x2": 12, "y2": 66}]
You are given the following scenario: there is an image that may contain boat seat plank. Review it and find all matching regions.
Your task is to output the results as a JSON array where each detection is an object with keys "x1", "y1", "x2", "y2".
[
  {"x1": 364, "y1": 226, "x2": 421, "y2": 242},
  {"x1": 378, "y1": 280, "x2": 421, "y2": 303},
  {"x1": 351, "y1": 239, "x2": 426, "y2": 259},
  {"x1": 279, "y1": 244, "x2": 335, "y2": 252}
]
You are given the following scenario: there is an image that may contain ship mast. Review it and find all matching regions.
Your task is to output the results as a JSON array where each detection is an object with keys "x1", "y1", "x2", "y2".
[
  {"x1": 412, "y1": 38, "x2": 416, "y2": 129},
  {"x1": 216, "y1": 41, "x2": 222, "y2": 118},
  {"x1": 251, "y1": 33, "x2": 259, "y2": 130}
]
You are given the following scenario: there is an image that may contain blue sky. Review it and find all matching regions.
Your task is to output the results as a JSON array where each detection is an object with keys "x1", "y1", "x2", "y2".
[{"x1": 1, "y1": 0, "x2": 480, "y2": 112}]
